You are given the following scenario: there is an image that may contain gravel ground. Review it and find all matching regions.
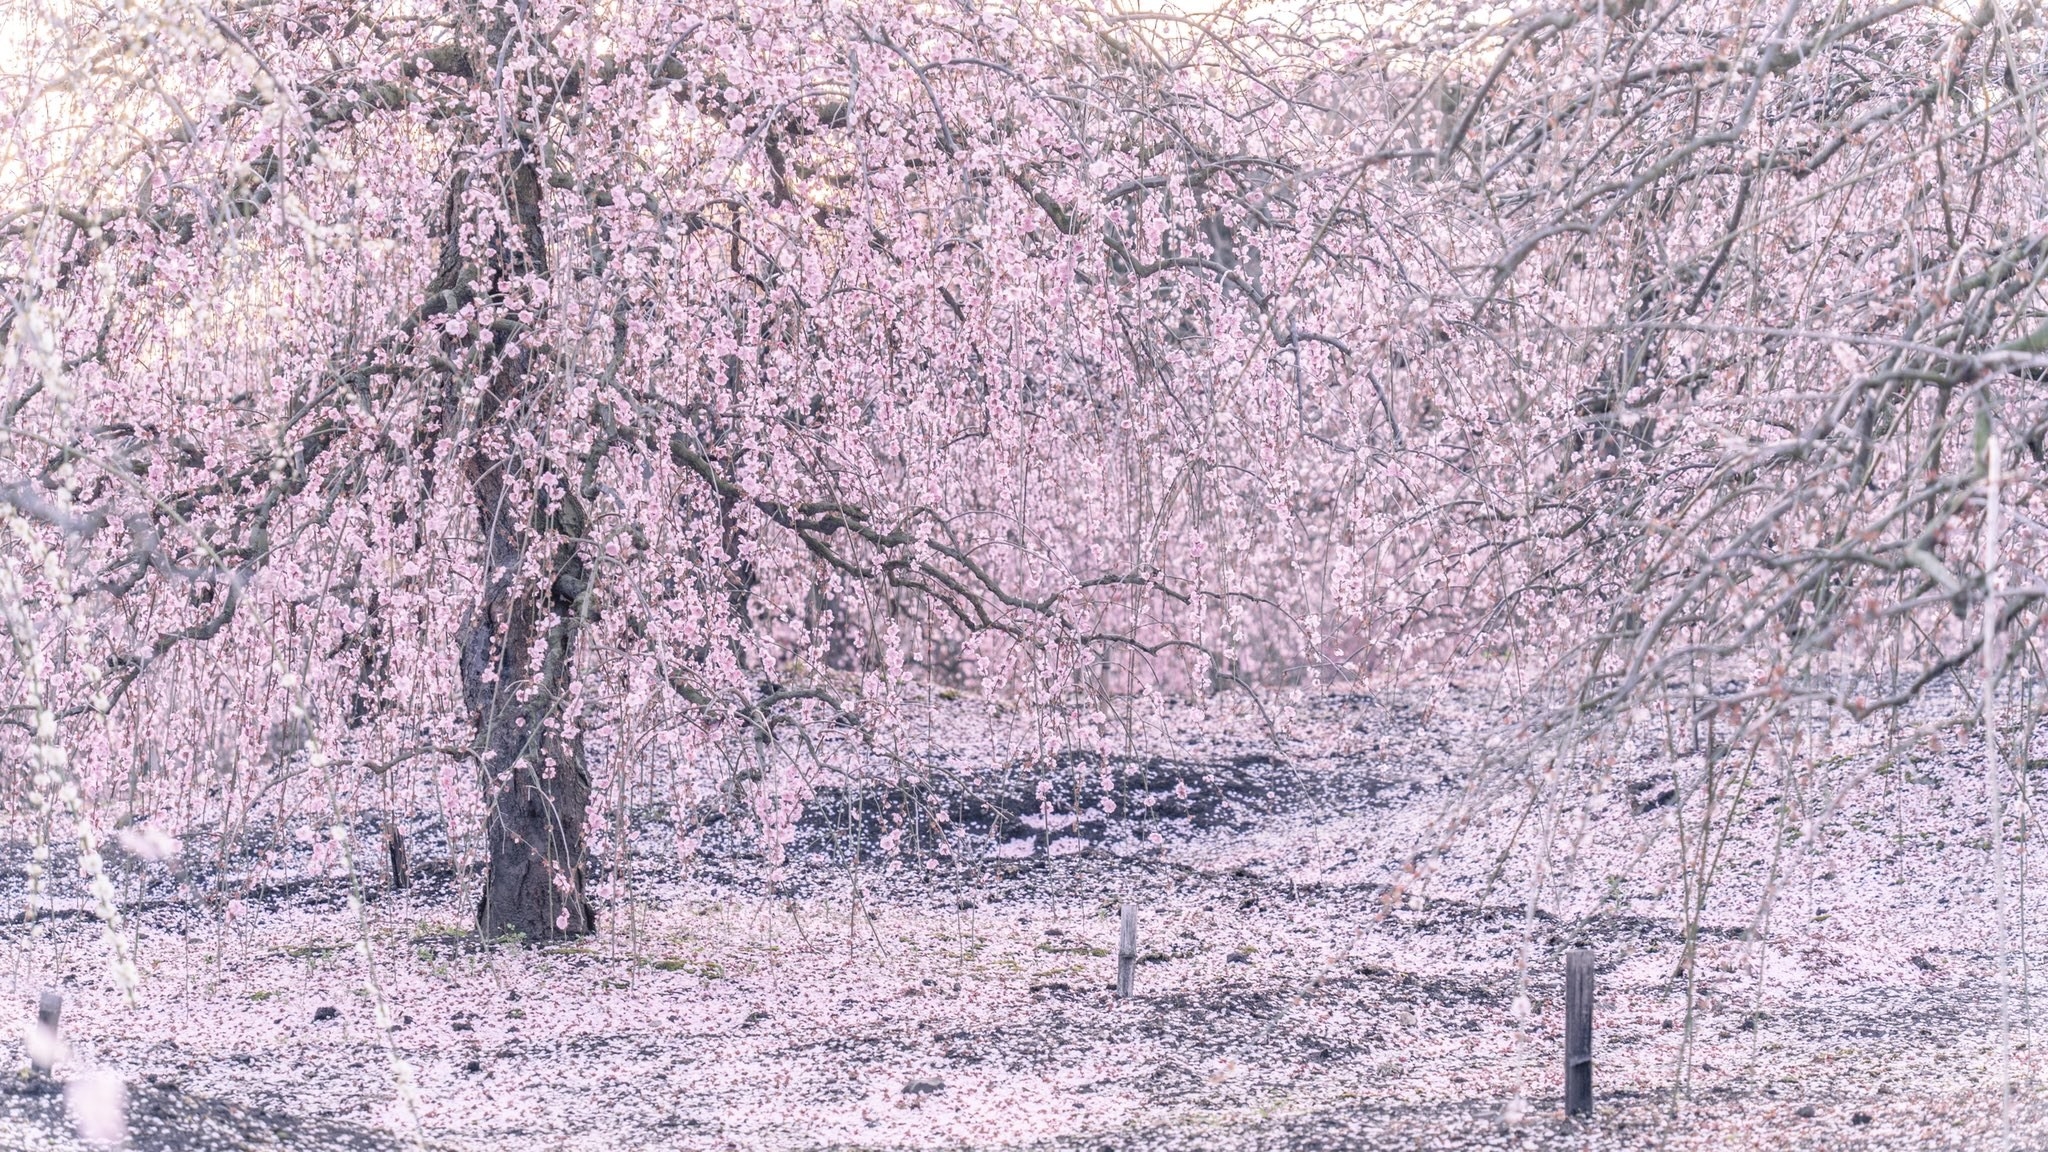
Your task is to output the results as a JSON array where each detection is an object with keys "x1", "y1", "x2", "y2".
[{"x1": 0, "y1": 688, "x2": 2037, "y2": 1149}]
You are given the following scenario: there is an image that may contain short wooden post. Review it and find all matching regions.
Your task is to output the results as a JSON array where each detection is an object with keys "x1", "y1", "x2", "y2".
[
  {"x1": 385, "y1": 822, "x2": 411, "y2": 891},
  {"x1": 1116, "y1": 903, "x2": 1137, "y2": 998},
  {"x1": 1564, "y1": 947, "x2": 1594, "y2": 1116},
  {"x1": 31, "y1": 991, "x2": 61, "y2": 1073}
]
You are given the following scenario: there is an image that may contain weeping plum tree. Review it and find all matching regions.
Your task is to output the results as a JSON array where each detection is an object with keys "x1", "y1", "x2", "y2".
[
  {"x1": 0, "y1": 0, "x2": 1397, "y2": 940},
  {"x1": 4, "y1": 0, "x2": 2048, "y2": 962}
]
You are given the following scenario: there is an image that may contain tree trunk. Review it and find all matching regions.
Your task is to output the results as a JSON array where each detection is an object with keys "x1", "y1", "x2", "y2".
[
  {"x1": 461, "y1": 570, "x2": 595, "y2": 940},
  {"x1": 437, "y1": 59, "x2": 596, "y2": 940}
]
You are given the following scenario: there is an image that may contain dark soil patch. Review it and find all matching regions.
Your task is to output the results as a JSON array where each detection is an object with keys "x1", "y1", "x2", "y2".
[{"x1": 0, "y1": 1072, "x2": 405, "y2": 1151}]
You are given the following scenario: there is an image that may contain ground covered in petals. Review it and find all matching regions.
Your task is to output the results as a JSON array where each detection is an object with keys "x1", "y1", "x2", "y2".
[{"x1": 1, "y1": 690, "x2": 2036, "y2": 1149}]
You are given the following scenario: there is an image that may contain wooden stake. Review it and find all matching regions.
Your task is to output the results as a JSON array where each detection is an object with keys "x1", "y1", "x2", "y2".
[
  {"x1": 1984, "y1": 428, "x2": 2015, "y2": 1128},
  {"x1": 31, "y1": 991, "x2": 61, "y2": 1073},
  {"x1": 1565, "y1": 947, "x2": 1594, "y2": 1116},
  {"x1": 1116, "y1": 903, "x2": 1137, "y2": 998},
  {"x1": 385, "y1": 821, "x2": 411, "y2": 891}
]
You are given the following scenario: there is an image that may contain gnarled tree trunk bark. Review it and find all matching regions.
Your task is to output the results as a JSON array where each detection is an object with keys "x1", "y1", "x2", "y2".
[
  {"x1": 436, "y1": 39, "x2": 596, "y2": 940},
  {"x1": 459, "y1": 556, "x2": 595, "y2": 940}
]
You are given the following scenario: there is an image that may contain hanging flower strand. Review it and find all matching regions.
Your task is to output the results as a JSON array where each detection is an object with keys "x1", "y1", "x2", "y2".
[
  {"x1": 287, "y1": 667, "x2": 426, "y2": 1145},
  {"x1": 1, "y1": 520, "x2": 138, "y2": 1003}
]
